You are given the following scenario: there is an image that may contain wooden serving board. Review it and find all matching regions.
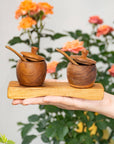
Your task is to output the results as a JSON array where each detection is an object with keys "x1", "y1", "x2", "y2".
[{"x1": 7, "y1": 81, "x2": 104, "y2": 100}]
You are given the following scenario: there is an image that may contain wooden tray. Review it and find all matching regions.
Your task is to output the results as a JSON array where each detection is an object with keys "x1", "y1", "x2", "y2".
[{"x1": 7, "y1": 81, "x2": 104, "y2": 100}]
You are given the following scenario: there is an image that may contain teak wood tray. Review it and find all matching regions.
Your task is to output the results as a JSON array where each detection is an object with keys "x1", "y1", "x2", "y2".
[{"x1": 7, "y1": 80, "x2": 104, "y2": 100}]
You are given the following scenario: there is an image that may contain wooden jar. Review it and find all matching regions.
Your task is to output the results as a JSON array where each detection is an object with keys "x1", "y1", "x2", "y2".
[
  {"x1": 67, "y1": 63, "x2": 97, "y2": 88},
  {"x1": 16, "y1": 47, "x2": 47, "y2": 87},
  {"x1": 16, "y1": 60, "x2": 47, "y2": 87},
  {"x1": 5, "y1": 46, "x2": 47, "y2": 87},
  {"x1": 67, "y1": 50, "x2": 97, "y2": 88}
]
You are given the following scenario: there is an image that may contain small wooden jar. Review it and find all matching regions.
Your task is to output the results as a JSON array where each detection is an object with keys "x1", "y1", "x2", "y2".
[
  {"x1": 67, "y1": 63, "x2": 96, "y2": 88},
  {"x1": 16, "y1": 47, "x2": 47, "y2": 87},
  {"x1": 67, "y1": 50, "x2": 97, "y2": 88},
  {"x1": 16, "y1": 60, "x2": 47, "y2": 87}
]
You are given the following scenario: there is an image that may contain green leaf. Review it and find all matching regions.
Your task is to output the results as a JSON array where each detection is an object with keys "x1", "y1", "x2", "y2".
[
  {"x1": 21, "y1": 124, "x2": 34, "y2": 138},
  {"x1": 41, "y1": 133, "x2": 50, "y2": 143},
  {"x1": 8, "y1": 36, "x2": 30, "y2": 45},
  {"x1": 51, "y1": 33, "x2": 67, "y2": 40},
  {"x1": 7, "y1": 140, "x2": 15, "y2": 144},
  {"x1": 79, "y1": 133, "x2": 93, "y2": 144},
  {"x1": 36, "y1": 119, "x2": 47, "y2": 132},
  {"x1": 99, "y1": 44, "x2": 105, "y2": 51},
  {"x1": 11, "y1": 65, "x2": 16, "y2": 68},
  {"x1": 46, "y1": 120, "x2": 69, "y2": 141},
  {"x1": 57, "y1": 125, "x2": 69, "y2": 140},
  {"x1": 39, "y1": 105, "x2": 45, "y2": 110},
  {"x1": 28, "y1": 114, "x2": 39, "y2": 122},
  {"x1": 45, "y1": 123, "x2": 56, "y2": 138},
  {"x1": 107, "y1": 119, "x2": 114, "y2": 129},
  {"x1": 45, "y1": 105, "x2": 60, "y2": 113},
  {"x1": 69, "y1": 138, "x2": 78, "y2": 144},
  {"x1": 53, "y1": 139, "x2": 60, "y2": 144},
  {"x1": 22, "y1": 135, "x2": 37, "y2": 144},
  {"x1": 87, "y1": 112, "x2": 94, "y2": 120},
  {"x1": 46, "y1": 56, "x2": 51, "y2": 61},
  {"x1": 96, "y1": 121, "x2": 107, "y2": 130},
  {"x1": 31, "y1": 43, "x2": 39, "y2": 48},
  {"x1": 75, "y1": 30, "x2": 82, "y2": 37},
  {"x1": 17, "y1": 122, "x2": 25, "y2": 126},
  {"x1": 56, "y1": 61, "x2": 67, "y2": 72},
  {"x1": 46, "y1": 48, "x2": 53, "y2": 53},
  {"x1": 9, "y1": 59, "x2": 18, "y2": 63},
  {"x1": 1, "y1": 135, "x2": 7, "y2": 143},
  {"x1": 81, "y1": 33, "x2": 90, "y2": 41},
  {"x1": 95, "y1": 114, "x2": 106, "y2": 121},
  {"x1": 0, "y1": 137, "x2": 4, "y2": 143},
  {"x1": 67, "y1": 30, "x2": 82, "y2": 39},
  {"x1": 67, "y1": 31, "x2": 76, "y2": 39}
]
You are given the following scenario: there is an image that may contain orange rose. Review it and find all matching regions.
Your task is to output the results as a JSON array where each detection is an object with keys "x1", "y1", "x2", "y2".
[
  {"x1": 18, "y1": 16, "x2": 36, "y2": 30},
  {"x1": 37, "y1": 2, "x2": 53, "y2": 15},
  {"x1": 15, "y1": 0, "x2": 37, "y2": 19},
  {"x1": 47, "y1": 61, "x2": 59, "y2": 73},
  {"x1": 89, "y1": 16, "x2": 103, "y2": 24},
  {"x1": 96, "y1": 25, "x2": 113, "y2": 37},
  {"x1": 108, "y1": 65, "x2": 114, "y2": 77},
  {"x1": 61, "y1": 40, "x2": 85, "y2": 54}
]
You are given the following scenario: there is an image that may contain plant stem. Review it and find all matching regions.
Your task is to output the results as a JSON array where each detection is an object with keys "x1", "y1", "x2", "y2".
[
  {"x1": 91, "y1": 24, "x2": 96, "y2": 36},
  {"x1": 27, "y1": 30, "x2": 33, "y2": 45},
  {"x1": 35, "y1": 19, "x2": 43, "y2": 51}
]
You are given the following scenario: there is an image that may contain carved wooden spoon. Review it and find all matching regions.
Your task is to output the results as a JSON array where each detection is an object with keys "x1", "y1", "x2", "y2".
[
  {"x1": 5, "y1": 45, "x2": 27, "y2": 62},
  {"x1": 56, "y1": 48, "x2": 79, "y2": 65}
]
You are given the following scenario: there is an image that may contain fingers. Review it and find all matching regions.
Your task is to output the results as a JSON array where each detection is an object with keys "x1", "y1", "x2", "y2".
[
  {"x1": 12, "y1": 99, "x2": 24, "y2": 105},
  {"x1": 43, "y1": 96, "x2": 79, "y2": 110},
  {"x1": 22, "y1": 97, "x2": 45, "y2": 105}
]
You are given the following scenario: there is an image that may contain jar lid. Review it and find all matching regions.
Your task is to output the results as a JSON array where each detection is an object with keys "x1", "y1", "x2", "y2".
[
  {"x1": 71, "y1": 50, "x2": 96, "y2": 65},
  {"x1": 21, "y1": 47, "x2": 45, "y2": 62}
]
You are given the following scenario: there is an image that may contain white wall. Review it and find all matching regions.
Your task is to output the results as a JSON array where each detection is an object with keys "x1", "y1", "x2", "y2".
[{"x1": 0, "y1": 0, "x2": 114, "y2": 143}]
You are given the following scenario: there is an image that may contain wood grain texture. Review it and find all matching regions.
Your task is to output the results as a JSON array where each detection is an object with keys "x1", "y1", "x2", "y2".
[
  {"x1": 67, "y1": 62, "x2": 97, "y2": 88},
  {"x1": 7, "y1": 81, "x2": 104, "y2": 100},
  {"x1": 16, "y1": 60, "x2": 47, "y2": 86}
]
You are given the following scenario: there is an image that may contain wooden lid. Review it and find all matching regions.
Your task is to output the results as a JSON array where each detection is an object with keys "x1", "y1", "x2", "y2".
[
  {"x1": 21, "y1": 47, "x2": 45, "y2": 62},
  {"x1": 71, "y1": 50, "x2": 96, "y2": 65}
]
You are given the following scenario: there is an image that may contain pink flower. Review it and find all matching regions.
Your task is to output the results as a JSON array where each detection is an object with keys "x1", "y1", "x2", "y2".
[
  {"x1": 61, "y1": 40, "x2": 85, "y2": 54},
  {"x1": 47, "y1": 61, "x2": 59, "y2": 73},
  {"x1": 96, "y1": 25, "x2": 113, "y2": 37},
  {"x1": 89, "y1": 16, "x2": 103, "y2": 24},
  {"x1": 108, "y1": 65, "x2": 114, "y2": 77}
]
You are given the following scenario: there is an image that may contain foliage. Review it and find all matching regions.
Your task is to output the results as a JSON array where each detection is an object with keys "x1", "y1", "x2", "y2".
[
  {"x1": 7, "y1": 1, "x2": 114, "y2": 143},
  {"x1": 0, "y1": 134, "x2": 15, "y2": 144}
]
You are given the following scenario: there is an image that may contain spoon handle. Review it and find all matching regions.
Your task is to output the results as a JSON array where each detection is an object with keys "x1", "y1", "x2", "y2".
[
  {"x1": 56, "y1": 48, "x2": 79, "y2": 65},
  {"x1": 5, "y1": 45, "x2": 27, "y2": 62}
]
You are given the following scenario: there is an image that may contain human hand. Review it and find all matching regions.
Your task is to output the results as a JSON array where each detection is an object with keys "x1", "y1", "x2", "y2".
[{"x1": 12, "y1": 79, "x2": 114, "y2": 119}]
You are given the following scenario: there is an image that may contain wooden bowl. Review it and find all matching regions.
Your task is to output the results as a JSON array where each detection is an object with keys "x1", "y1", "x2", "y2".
[
  {"x1": 16, "y1": 60, "x2": 47, "y2": 87},
  {"x1": 67, "y1": 62, "x2": 97, "y2": 88}
]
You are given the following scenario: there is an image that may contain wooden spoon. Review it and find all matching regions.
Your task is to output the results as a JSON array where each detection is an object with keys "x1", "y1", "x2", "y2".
[
  {"x1": 5, "y1": 45, "x2": 27, "y2": 62},
  {"x1": 56, "y1": 48, "x2": 79, "y2": 65}
]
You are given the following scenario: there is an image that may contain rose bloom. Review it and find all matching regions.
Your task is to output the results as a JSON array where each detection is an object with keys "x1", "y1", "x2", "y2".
[
  {"x1": 61, "y1": 40, "x2": 85, "y2": 54},
  {"x1": 18, "y1": 16, "x2": 36, "y2": 30},
  {"x1": 47, "y1": 61, "x2": 59, "y2": 73},
  {"x1": 108, "y1": 65, "x2": 114, "y2": 77},
  {"x1": 96, "y1": 25, "x2": 113, "y2": 37},
  {"x1": 37, "y1": 2, "x2": 53, "y2": 15},
  {"x1": 15, "y1": 0, "x2": 37, "y2": 19},
  {"x1": 89, "y1": 16, "x2": 103, "y2": 24}
]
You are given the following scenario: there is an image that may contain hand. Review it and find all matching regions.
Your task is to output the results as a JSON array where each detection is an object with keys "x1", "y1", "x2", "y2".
[{"x1": 12, "y1": 79, "x2": 114, "y2": 119}]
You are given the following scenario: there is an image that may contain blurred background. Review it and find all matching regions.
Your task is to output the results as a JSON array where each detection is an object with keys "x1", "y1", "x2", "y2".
[{"x1": 0, "y1": 0, "x2": 114, "y2": 143}]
